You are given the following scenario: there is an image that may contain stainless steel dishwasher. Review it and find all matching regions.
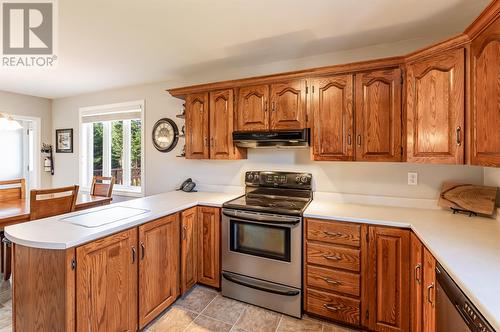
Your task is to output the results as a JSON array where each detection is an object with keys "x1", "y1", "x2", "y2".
[{"x1": 436, "y1": 263, "x2": 495, "y2": 332}]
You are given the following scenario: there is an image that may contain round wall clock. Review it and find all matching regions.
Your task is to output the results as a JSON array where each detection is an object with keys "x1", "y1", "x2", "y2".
[{"x1": 152, "y1": 118, "x2": 179, "y2": 152}]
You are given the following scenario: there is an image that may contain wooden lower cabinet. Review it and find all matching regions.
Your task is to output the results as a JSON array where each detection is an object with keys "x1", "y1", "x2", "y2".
[
  {"x1": 197, "y1": 206, "x2": 221, "y2": 287},
  {"x1": 181, "y1": 207, "x2": 198, "y2": 294},
  {"x1": 76, "y1": 228, "x2": 138, "y2": 332},
  {"x1": 423, "y1": 248, "x2": 437, "y2": 332},
  {"x1": 365, "y1": 226, "x2": 410, "y2": 332},
  {"x1": 138, "y1": 214, "x2": 180, "y2": 328}
]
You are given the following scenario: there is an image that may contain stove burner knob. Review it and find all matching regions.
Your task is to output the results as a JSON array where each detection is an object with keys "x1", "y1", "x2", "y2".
[
  {"x1": 295, "y1": 176, "x2": 301, "y2": 184},
  {"x1": 247, "y1": 174, "x2": 253, "y2": 180},
  {"x1": 300, "y1": 175, "x2": 309, "y2": 184}
]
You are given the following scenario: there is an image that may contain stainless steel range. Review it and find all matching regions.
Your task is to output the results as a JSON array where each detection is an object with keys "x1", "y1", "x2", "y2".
[{"x1": 221, "y1": 171, "x2": 312, "y2": 318}]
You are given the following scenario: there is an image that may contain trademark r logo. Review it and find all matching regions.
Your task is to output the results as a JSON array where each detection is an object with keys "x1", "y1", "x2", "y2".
[{"x1": 2, "y1": 2, "x2": 53, "y2": 54}]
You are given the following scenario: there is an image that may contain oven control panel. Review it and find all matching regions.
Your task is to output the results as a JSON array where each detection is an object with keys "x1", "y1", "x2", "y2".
[{"x1": 245, "y1": 171, "x2": 312, "y2": 189}]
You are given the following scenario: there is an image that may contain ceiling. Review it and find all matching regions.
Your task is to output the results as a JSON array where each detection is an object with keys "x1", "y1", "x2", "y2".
[{"x1": 0, "y1": 0, "x2": 491, "y2": 99}]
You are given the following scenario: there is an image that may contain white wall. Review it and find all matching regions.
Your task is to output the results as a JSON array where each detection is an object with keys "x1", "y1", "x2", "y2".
[
  {"x1": 0, "y1": 90, "x2": 52, "y2": 188},
  {"x1": 484, "y1": 168, "x2": 500, "y2": 206},
  {"x1": 51, "y1": 38, "x2": 487, "y2": 201}
]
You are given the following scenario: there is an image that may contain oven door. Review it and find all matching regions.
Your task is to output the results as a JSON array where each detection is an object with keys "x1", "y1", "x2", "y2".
[{"x1": 221, "y1": 209, "x2": 302, "y2": 288}]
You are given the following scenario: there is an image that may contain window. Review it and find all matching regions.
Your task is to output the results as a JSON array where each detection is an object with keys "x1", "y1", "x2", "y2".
[{"x1": 80, "y1": 101, "x2": 144, "y2": 195}]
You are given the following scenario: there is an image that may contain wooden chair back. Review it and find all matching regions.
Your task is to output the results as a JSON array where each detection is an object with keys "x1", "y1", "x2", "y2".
[
  {"x1": 29, "y1": 185, "x2": 79, "y2": 220},
  {"x1": 0, "y1": 179, "x2": 26, "y2": 201},
  {"x1": 90, "y1": 176, "x2": 115, "y2": 198}
]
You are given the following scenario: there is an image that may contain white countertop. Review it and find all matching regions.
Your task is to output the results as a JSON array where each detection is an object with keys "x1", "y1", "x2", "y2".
[
  {"x1": 5, "y1": 190, "x2": 241, "y2": 250},
  {"x1": 5, "y1": 190, "x2": 500, "y2": 330}
]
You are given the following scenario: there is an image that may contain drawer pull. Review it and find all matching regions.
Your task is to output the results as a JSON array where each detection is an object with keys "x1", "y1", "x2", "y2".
[
  {"x1": 415, "y1": 263, "x2": 421, "y2": 284},
  {"x1": 324, "y1": 304, "x2": 342, "y2": 311},
  {"x1": 427, "y1": 283, "x2": 435, "y2": 306},
  {"x1": 323, "y1": 254, "x2": 342, "y2": 261},
  {"x1": 322, "y1": 277, "x2": 341, "y2": 285},
  {"x1": 323, "y1": 231, "x2": 343, "y2": 237}
]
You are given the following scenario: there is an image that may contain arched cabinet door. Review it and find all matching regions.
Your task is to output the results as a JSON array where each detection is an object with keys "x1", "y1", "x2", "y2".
[
  {"x1": 355, "y1": 68, "x2": 402, "y2": 162},
  {"x1": 185, "y1": 93, "x2": 209, "y2": 159},
  {"x1": 406, "y1": 48, "x2": 465, "y2": 164},
  {"x1": 270, "y1": 80, "x2": 307, "y2": 130},
  {"x1": 311, "y1": 75, "x2": 354, "y2": 161},
  {"x1": 236, "y1": 84, "x2": 269, "y2": 131},
  {"x1": 470, "y1": 17, "x2": 500, "y2": 167}
]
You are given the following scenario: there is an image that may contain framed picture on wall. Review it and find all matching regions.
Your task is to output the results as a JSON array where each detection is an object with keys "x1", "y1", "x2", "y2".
[{"x1": 56, "y1": 129, "x2": 73, "y2": 153}]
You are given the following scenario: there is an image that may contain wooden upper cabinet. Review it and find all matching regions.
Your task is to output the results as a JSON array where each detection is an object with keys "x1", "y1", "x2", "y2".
[
  {"x1": 406, "y1": 48, "x2": 465, "y2": 164},
  {"x1": 270, "y1": 80, "x2": 307, "y2": 130},
  {"x1": 76, "y1": 228, "x2": 138, "y2": 332},
  {"x1": 355, "y1": 69, "x2": 402, "y2": 162},
  {"x1": 185, "y1": 93, "x2": 209, "y2": 159},
  {"x1": 470, "y1": 17, "x2": 500, "y2": 166},
  {"x1": 423, "y1": 248, "x2": 436, "y2": 332},
  {"x1": 181, "y1": 207, "x2": 198, "y2": 295},
  {"x1": 410, "y1": 233, "x2": 424, "y2": 332},
  {"x1": 236, "y1": 84, "x2": 269, "y2": 131},
  {"x1": 365, "y1": 226, "x2": 410, "y2": 332},
  {"x1": 311, "y1": 75, "x2": 354, "y2": 161},
  {"x1": 138, "y1": 214, "x2": 180, "y2": 328},
  {"x1": 209, "y1": 90, "x2": 246, "y2": 160},
  {"x1": 197, "y1": 206, "x2": 220, "y2": 288}
]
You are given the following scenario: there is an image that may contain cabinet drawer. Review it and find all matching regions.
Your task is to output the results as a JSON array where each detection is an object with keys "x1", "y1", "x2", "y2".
[
  {"x1": 307, "y1": 242, "x2": 360, "y2": 272},
  {"x1": 306, "y1": 288, "x2": 360, "y2": 326},
  {"x1": 307, "y1": 265, "x2": 360, "y2": 297},
  {"x1": 307, "y1": 219, "x2": 360, "y2": 247}
]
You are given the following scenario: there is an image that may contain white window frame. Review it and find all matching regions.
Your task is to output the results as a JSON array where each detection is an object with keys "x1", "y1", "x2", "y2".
[{"x1": 79, "y1": 100, "x2": 145, "y2": 197}]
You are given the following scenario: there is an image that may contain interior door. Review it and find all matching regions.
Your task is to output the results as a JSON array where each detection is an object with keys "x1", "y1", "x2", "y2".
[
  {"x1": 355, "y1": 68, "x2": 402, "y2": 161},
  {"x1": 406, "y1": 48, "x2": 465, "y2": 164},
  {"x1": 270, "y1": 80, "x2": 307, "y2": 130},
  {"x1": 197, "y1": 206, "x2": 221, "y2": 288},
  {"x1": 76, "y1": 228, "x2": 138, "y2": 332},
  {"x1": 181, "y1": 207, "x2": 197, "y2": 294},
  {"x1": 236, "y1": 84, "x2": 269, "y2": 131},
  {"x1": 470, "y1": 17, "x2": 500, "y2": 166},
  {"x1": 311, "y1": 75, "x2": 354, "y2": 160},
  {"x1": 365, "y1": 226, "x2": 410, "y2": 332},
  {"x1": 185, "y1": 93, "x2": 209, "y2": 159},
  {"x1": 138, "y1": 213, "x2": 180, "y2": 328}
]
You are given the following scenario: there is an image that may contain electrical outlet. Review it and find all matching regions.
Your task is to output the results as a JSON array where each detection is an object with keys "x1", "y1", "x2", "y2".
[{"x1": 408, "y1": 172, "x2": 418, "y2": 185}]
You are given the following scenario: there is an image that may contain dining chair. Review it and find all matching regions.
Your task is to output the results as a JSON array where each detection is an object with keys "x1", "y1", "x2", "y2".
[
  {"x1": 90, "y1": 176, "x2": 115, "y2": 198},
  {"x1": 0, "y1": 179, "x2": 26, "y2": 277},
  {"x1": 3, "y1": 185, "x2": 79, "y2": 280},
  {"x1": 29, "y1": 185, "x2": 79, "y2": 221},
  {"x1": 0, "y1": 178, "x2": 26, "y2": 201}
]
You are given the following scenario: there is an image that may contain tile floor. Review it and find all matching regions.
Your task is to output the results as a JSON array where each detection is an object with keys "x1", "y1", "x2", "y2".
[
  {"x1": 145, "y1": 285, "x2": 360, "y2": 332},
  {"x1": 0, "y1": 281, "x2": 360, "y2": 332}
]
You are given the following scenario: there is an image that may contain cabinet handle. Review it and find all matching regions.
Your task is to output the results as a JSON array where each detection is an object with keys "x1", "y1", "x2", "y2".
[
  {"x1": 323, "y1": 231, "x2": 343, "y2": 237},
  {"x1": 415, "y1": 264, "x2": 421, "y2": 284},
  {"x1": 140, "y1": 242, "x2": 145, "y2": 260},
  {"x1": 323, "y1": 304, "x2": 342, "y2": 311},
  {"x1": 131, "y1": 247, "x2": 136, "y2": 264},
  {"x1": 182, "y1": 225, "x2": 187, "y2": 240},
  {"x1": 357, "y1": 134, "x2": 362, "y2": 146},
  {"x1": 347, "y1": 134, "x2": 352, "y2": 146},
  {"x1": 264, "y1": 100, "x2": 268, "y2": 112},
  {"x1": 456, "y1": 127, "x2": 461, "y2": 146},
  {"x1": 204, "y1": 137, "x2": 208, "y2": 147},
  {"x1": 427, "y1": 283, "x2": 434, "y2": 306},
  {"x1": 322, "y1": 277, "x2": 341, "y2": 285},
  {"x1": 322, "y1": 254, "x2": 342, "y2": 261},
  {"x1": 272, "y1": 101, "x2": 276, "y2": 112},
  {"x1": 210, "y1": 137, "x2": 214, "y2": 147}
]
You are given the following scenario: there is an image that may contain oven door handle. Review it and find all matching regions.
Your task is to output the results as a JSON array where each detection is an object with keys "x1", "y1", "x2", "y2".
[
  {"x1": 222, "y1": 272, "x2": 300, "y2": 296},
  {"x1": 222, "y1": 210, "x2": 300, "y2": 225}
]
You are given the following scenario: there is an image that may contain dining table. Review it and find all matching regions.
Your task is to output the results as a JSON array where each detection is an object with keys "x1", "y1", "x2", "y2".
[{"x1": 0, "y1": 193, "x2": 113, "y2": 228}]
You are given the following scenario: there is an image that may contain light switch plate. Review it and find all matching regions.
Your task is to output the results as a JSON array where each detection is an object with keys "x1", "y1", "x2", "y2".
[{"x1": 408, "y1": 172, "x2": 418, "y2": 185}]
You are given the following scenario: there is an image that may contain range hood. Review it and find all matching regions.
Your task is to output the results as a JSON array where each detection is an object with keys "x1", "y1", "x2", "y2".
[{"x1": 233, "y1": 129, "x2": 309, "y2": 148}]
